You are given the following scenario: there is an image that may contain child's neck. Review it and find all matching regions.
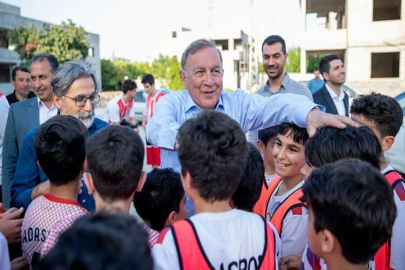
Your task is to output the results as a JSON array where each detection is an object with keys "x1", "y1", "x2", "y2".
[
  {"x1": 49, "y1": 179, "x2": 79, "y2": 201},
  {"x1": 326, "y1": 257, "x2": 368, "y2": 270},
  {"x1": 194, "y1": 197, "x2": 232, "y2": 215},
  {"x1": 380, "y1": 155, "x2": 388, "y2": 172},
  {"x1": 277, "y1": 174, "x2": 303, "y2": 196},
  {"x1": 265, "y1": 164, "x2": 277, "y2": 176},
  {"x1": 95, "y1": 195, "x2": 132, "y2": 214}
]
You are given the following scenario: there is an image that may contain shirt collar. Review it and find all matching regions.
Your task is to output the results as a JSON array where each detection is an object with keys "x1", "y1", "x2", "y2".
[
  {"x1": 37, "y1": 97, "x2": 56, "y2": 109},
  {"x1": 184, "y1": 91, "x2": 224, "y2": 112},
  {"x1": 264, "y1": 73, "x2": 290, "y2": 94},
  {"x1": 325, "y1": 84, "x2": 344, "y2": 101}
]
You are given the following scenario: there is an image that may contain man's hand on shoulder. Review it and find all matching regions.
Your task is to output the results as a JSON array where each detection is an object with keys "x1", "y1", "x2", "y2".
[
  {"x1": 0, "y1": 207, "x2": 24, "y2": 244},
  {"x1": 31, "y1": 180, "x2": 50, "y2": 201},
  {"x1": 306, "y1": 108, "x2": 360, "y2": 137}
]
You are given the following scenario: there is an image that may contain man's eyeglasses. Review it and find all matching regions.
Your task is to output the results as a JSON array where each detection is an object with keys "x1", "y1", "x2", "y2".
[{"x1": 63, "y1": 94, "x2": 100, "y2": 107}]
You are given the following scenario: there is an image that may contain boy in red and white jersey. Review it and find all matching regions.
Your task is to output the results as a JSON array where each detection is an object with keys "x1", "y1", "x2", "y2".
[
  {"x1": 153, "y1": 111, "x2": 278, "y2": 270},
  {"x1": 21, "y1": 116, "x2": 89, "y2": 267},
  {"x1": 104, "y1": 79, "x2": 137, "y2": 129},
  {"x1": 41, "y1": 125, "x2": 146, "y2": 256},
  {"x1": 254, "y1": 123, "x2": 309, "y2": 259},
  {"x1": 141, "y1": 74, "x2": 164, "y2": 168}
]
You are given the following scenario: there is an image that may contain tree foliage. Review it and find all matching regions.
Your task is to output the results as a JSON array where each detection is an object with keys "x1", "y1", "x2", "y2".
[
  {"x1": 306, "y1": 54, "x2": 324, "y2": 73},
  {"x1": 101, "y1": 55, "x2": 184, "y2": 91},
  {"x1": 285, "y1": 47, "x2": 301, "y2": 73},
  {"x1": 8, "y1": 20, "x2": 89, "y2": 65}
]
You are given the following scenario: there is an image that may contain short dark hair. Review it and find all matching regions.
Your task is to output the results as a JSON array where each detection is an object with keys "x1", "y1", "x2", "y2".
[
  {"x1": 278, "y1": 123, "x2": 309, "y2": 145},
  {"x1": 39, "y1": 212, "x2": 152, "y2": 270},
  {"x1": 86, "y1": 126, "x2": 144, "y2": 202},
  {"x1": 35, "y1": 115, "x2": 88, "y2": 186},
  {"x1": 350, "y1": 93, "x2": 403, "y2": 138},
  {"x1": 301, "y1": 159, "x2": 396, "y2": 264},
  {"x1": 134, "y1": 168, "x2": 184, "y2": 231},
  {"x1": 305, "y1": 125, "x2": 382, "y2": 169},
  {"x1": 177, "y1": 111, "x2": 249, "y2": 202},
  {"x1": 319, "y1": 54, "x2": 341, "y2": 78},
  {"x1": 141, "y1": 74, "x2": 155, "y2": 85},
  {"x1": 232, "y1": 143, "x2": 264, "y2": 212},
  {"x1": 314, "y1": 68, "x2": 320, "y2": 72},
  {"x1": 31, "y1": 53, "x2": 60, "y2": 73},
  {"x1": 122, "y1": 79, "x2": 137, "y2": 94},
  {"x1": 262, "y1": 35, "x2": 286, "y2": 54},
  {"x1": 181, "y1": 39, "x2": 223, "y2": 70},
  {"x1": 11, "y1": 66, "x2": 30, "y2": 81},
  {"x1": 258, "y1": 126, "x2": 280, "y2": 146}
]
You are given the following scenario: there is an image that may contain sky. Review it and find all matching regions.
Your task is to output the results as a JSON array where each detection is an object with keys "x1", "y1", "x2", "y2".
[{"x1": 2, "y1": 0, "x2": 304, "y2": 62}]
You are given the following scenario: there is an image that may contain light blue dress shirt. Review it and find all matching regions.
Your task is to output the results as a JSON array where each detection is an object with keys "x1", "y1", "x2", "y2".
[{"x1": 146, "y1": 89, "x2": 321, "y2": 173}]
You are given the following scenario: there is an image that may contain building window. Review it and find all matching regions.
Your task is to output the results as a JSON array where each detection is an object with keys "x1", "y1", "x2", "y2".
[
  {"x1": 0, "y1": 64, "x2": 11, "y2": 83},
  {"x1": 172, "y1": 31, "x2": 177, "y2": 38},
  {"x1": 373, "y1": 0, "x2": 401, "y2": 21},
  {"x1": 0, "y1": 29, "x2": 8, "y2": 49},
  {"x1": 214, "y1": 40, "x2": 228, "y2": 51},
  {"x1": 88, "y1": 47, "x2": 94, "y2": 58},
  {"x1": 371, "y1": 52, "x2": 400, "y2": 78}
]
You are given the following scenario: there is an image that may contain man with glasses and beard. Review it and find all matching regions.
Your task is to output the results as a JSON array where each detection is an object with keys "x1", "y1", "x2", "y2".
[{"x1": 11, "y1": 60, "x2": 108, "y2": 212}]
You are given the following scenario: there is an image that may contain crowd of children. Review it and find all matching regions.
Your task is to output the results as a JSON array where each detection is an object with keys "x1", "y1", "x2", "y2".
[{"x1": 0, "y1": 90, "x2": 403, "y2": 270}]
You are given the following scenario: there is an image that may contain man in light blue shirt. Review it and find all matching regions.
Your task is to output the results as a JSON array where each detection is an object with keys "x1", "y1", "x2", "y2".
[
  {"x1": 146, "y1": 39, "x2": 355, "y2": 214},
  {"x1": 307, "y1": 68, "x2": 325, "y2": 94}
]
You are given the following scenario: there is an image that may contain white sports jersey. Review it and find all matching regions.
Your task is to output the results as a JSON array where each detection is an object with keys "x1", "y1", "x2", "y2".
[
  {"x1": 266, "y1": 180, "x2": 308, "y2": 257},
  {"x1": 143, "y1": 92, "x2": 164, "y2": 122},
  {"x1": 22, "y1": 194, "x2": 88, "y2": 265},
  {"x1": 265, "y1": 173, "x2": 278, "y2": 186},
  {"x1": 104, "y1": 95, "x2": 135, "y2": 124},
  {"x1": 152, "y1": 209, "x2": 281, "y2": 270}
]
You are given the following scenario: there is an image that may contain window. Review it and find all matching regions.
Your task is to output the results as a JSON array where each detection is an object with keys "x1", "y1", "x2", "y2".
[
  {"x1": 214, "y1": 40, "x2": 228, "y2": 51},
  {"x1": 0, "y1": 64, "x2": 11, "y2": 83},
  {"x1": 0, "y1": 29, "x2": 8, "y2": 49},
  {"x1": 172, "y1": 31, "x2": 177, "y2": 38},
  {"x1": 88, "y1": 47, "x2": 94, "y2": 58},
  {"x1": 373, "y1": 0, "x2": 401, "y2": 21},
  {"x1": 371, "y1": 52, "x2": 400, "y2": 78}
]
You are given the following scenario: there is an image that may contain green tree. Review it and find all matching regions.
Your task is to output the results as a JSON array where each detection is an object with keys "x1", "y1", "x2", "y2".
[
  {"x1": 285, "y1": 47, "x2": 300, "y2": 73},
  {"x1": 306, "y1": 54, "x2": 324, "y2": 73},
  {"x1": 8, "y1": 20, "x2": 89, "y2": 65},
  {"x1": 167, "y1": 56, "x2": 183, "y2": 90},
  {"x1": 101, "y1": 59, "x2": 125, "y2": 91}
]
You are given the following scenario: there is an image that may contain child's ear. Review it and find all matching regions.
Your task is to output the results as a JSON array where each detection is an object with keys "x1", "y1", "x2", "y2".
[
  {"x1": 81, "y1": 159, "x2": 87, "y2": 173},
  {"x1": 83, "y1": 172, "x2": 95, "y2": 195},
  {"x1": 36, "y1": 160, "x2": 42, "y2": 170},
  {"x1": 136, "y1": 171, "x2": 147, "y2": 192},
  {"x1": 380, "y1": 135, "x2": 395, "y2": 152},
  {"x1": 182, "y1": 171, "x2": 194, "y2": 190},
  {"x1": 166, "y1": 211, "x2": 177, "y2": 225},
  {"x1": 257, "y1": 140, "x2": 265, "y2": 153},
  {"x1": 320, "y1": 229, "x2": 335, "y2": 254}
]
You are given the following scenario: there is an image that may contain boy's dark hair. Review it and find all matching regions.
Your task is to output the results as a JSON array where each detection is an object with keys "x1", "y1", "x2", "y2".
[
  {"x1": 39, "y1": 212, "x2": 152, "y2": 270},
  {"x1": 12, "y1": 66, "x2": 30, "y2": 81},
  {"x1": 258, "y1": 125, "x2": 280, "y2": 146},
  {"x1": 122, "y1": 79, "x2": 137, "y2": 94},
  {"x1": 141, "y1": 74, "x2": 155, "y2": 85},
  {"x1": 319, "y1": 54, "x2": 341, "y2": 79},
  {"x1": 86, "y1": 125, "x2": 144, "y2": 202},
  {"x1": 31, "y1": 53, "x2": 60, "y2": 73},
  {"x1": 278, "y1": 123, "x2": 309, "y2": 145},
  {"x1": 134, "y1": 168, "x2": 184, "y2": 231},
  {"x1": 305, "y1": 125, "x2": 382, "y2": 169},
  {"x1": 232, "y1": 143, "x2": 264, "y2": 212},
  {"x1": 301, "y1": 159, "x2": 396, "y2": 264},
  {"x1": 262, "y1": 35, "x2": 286, "y2": 54},
  {"x1": 35, "y1": 115, "x2": 88, "y2": 186},
  {"x1": 177, "y1": 111, "x2": 249, "y2": 202},
  {"x1": 350, "y1": 92, "x2": 403, "y2": 138}
]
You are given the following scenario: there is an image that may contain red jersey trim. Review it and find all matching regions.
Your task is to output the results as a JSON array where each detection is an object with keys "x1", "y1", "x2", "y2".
[{"x1": 44, "y1": 193, "x2": 81, "y2": 207}]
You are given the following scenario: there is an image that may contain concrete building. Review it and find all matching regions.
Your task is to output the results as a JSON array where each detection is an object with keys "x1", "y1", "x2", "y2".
[
  {"x1": 300, "y1": 0, "x2": 405, "y2": 96},
  {"x1": 0, "y1": 1, "x2": 101, "y2": 95}
]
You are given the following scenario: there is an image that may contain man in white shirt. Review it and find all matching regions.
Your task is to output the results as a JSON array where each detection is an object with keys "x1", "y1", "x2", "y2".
[
  {"x1": 2, "y1": 53, "x2": 59, "y2": 208},
  {"x1": 313, "y1": 54, "x2": 349, "y2": 117}
]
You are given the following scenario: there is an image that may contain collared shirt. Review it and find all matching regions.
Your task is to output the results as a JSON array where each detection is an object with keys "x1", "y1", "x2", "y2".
[
  {"x1": 146, "y1": 89, "x2": 320, "y2": 173},
  {"x1": 325, "y1": 84, "x2": 346, "y2": 116},
  {"x1": 255, "y1": 73, "x2": 313, "y2": 101},
  {"x1": 307, "y1": 78, "x2": 325, "y2": 94},
  {"x1": 6, "y1": 90, "x2": 36, "y2": 105},
  {"x1": 250, "y1": 73, "x2": 313, "y2": 145},
  {"x1": 11, "y1": 118, "x2": 109, "y2": 212},
  {"x1": 37, "y1": 98, "x2": 57, "y2": 124}
]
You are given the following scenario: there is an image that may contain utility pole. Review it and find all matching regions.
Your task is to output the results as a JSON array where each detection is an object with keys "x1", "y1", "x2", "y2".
[{"x1": 247, "y1": 0, "x2": 259, "y2": 93}]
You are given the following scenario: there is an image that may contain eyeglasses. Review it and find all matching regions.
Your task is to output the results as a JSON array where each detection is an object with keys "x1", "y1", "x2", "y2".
[
  {"x1": 187, "y1": 68, "x2": 223, "y2": 78},
  {"x1": 63, "y1": 93, "x2": 100, "y2": 107}
]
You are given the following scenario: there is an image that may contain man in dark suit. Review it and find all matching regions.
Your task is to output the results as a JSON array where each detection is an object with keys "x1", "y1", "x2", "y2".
[
  {"x1": 313, "y1": 54, "x2": 349, "y2": 117},
  {"x1": 2, "y1": 54, "x2": 59, "y2": 208}
]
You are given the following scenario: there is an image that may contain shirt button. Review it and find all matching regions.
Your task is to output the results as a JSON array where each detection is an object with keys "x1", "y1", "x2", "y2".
[{"x1": 82, "y1": 200, "x2": 86, "y2": 203}]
